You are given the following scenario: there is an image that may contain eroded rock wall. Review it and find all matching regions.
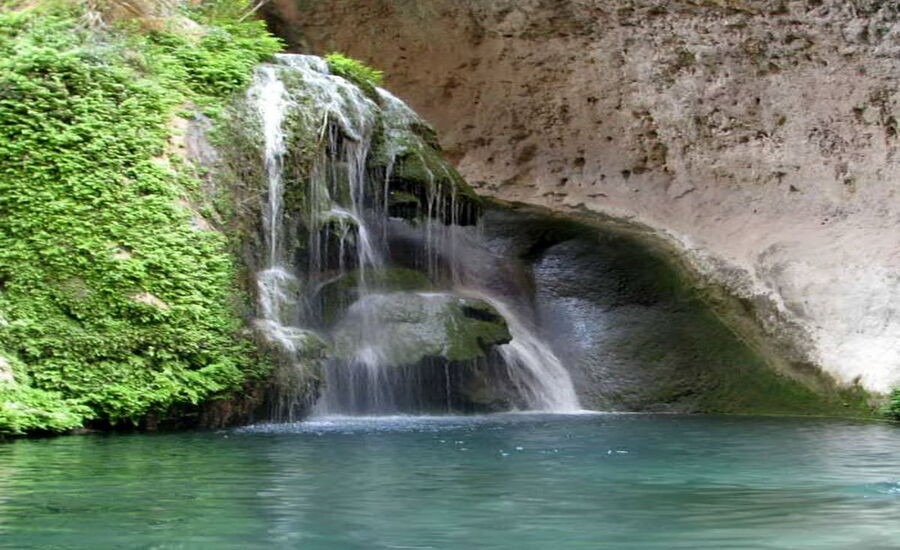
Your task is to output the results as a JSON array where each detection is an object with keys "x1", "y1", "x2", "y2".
[{"x1": 265, "y1": 0, "x2": 900, "y2": 393}]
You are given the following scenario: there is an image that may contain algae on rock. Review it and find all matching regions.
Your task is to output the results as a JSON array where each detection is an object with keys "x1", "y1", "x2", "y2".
[{"x1": 332, "y1": 292, "x2": 511, "y2": 367}]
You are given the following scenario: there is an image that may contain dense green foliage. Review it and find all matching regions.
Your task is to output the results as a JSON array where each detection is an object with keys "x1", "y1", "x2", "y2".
[
  {"x1": 883, "y1": 389, "x2": 900, "y2": 420},
  {"x1": 0, "y1": 383, "x2": 88, "y2": 435},
  {"x1": 0, "y1": 3, "x2": 281, "y2": 435},
  {"x1": 325, "y1": 52, "x2": 384, "y2": 95}
]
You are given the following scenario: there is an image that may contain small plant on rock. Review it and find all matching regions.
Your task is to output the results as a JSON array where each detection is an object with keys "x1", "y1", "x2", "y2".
[
  {"x1": 325, "y1": 52, "x2": 384, "y2": 94},
  {"x1": 884, "y1": 389, "x2": 900, "y2": 420}
]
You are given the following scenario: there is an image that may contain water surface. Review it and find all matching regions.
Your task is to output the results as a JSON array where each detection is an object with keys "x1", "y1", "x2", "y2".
[{"x1": 1, "y1": 414, "x2": 899, "y2": 548}]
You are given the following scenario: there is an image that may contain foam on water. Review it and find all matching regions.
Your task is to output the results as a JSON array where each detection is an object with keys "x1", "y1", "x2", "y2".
[{"x1": 240, "y1": 410, "x2": 605, "y2": 434}]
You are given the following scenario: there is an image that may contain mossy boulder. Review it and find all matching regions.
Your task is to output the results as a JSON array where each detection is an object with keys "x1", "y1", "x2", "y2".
[
  {"x1": 316, "y1": 267, "x2": 433, "y2": 325},
  {"x1": 386, "y1": 145, "x2": 482, "y2": 225},
  {"x1": 332, "y1": 291, "x2": 511, "y2": 366}
]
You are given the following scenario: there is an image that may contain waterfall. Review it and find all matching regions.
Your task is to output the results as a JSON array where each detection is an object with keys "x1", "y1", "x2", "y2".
[
  {"x1": 242, "y1": 54, "x2": 581, "y2": 418},
  {"x1": 469, "y1": 292, "x2": 581, "y2": 412}
]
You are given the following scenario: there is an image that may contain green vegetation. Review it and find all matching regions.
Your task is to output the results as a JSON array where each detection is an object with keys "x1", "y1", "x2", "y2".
[
  {"x1": 325, "y1": 52, "x2": 384, "y2": 95},
  {"x1": 0, "y1": 383, "x2": 88, "y2": 435},
  {"x1": 0, "y1": 1, "x2": 281, "y2": 435},
  {"x1": 883, "y1": 389, "x2": 900, "y2": 420}
]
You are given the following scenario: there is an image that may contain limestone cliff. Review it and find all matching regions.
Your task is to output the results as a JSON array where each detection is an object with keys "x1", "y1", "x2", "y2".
[{"x1": 264, "y1": 0, "x2": 900, "y2": 394}]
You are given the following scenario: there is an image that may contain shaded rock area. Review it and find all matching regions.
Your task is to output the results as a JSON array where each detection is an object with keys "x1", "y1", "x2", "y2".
[
  {"x1": 264, "y1": 0, "x2": 900, "y2": 395},
  {"x1": 480, "y1": 206, "x2": 870, "y2": 415}
]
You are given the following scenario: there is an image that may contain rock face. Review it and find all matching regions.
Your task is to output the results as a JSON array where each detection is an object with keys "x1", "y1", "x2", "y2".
[{"x1": 264, "y1": 0, "x2": 900, "y2": 394}]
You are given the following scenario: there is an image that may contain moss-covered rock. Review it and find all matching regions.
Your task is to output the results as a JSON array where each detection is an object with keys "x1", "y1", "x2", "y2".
[
  {"x1": 332, "y1": 292, "x2": 511, "y2": 366},
  {"x1": 316, "y1": 267, "x2": 432, "y2": 325},
  {"x1": 254, "y1": 325, "x2": 329, "y2": 422},
  {"x1": 370, "y1": 89, "x2": 482, "y2": 225}
]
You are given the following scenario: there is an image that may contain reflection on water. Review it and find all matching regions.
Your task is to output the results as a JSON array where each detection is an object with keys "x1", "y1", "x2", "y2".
[{"x1": 1, "y1": 414, "x2": 899, "y2": 549}]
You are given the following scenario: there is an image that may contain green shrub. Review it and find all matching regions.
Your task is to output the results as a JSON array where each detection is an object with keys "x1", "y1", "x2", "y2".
[
  {"x1": 884, "y1": 389, "x2": 900, "y2": 420},
  {"x1": 0, "y1": 2, "x2": 280, "y2": 434},
  {"x1": 0, "y1": 382, "x2": 89, "y2": 436},
  {"x1": 325, "y1": 52, "x2": 384, "y2": 94}
]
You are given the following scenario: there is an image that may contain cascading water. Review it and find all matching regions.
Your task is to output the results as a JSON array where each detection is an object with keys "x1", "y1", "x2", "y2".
[
  {"x1": 243, "y1": 54, "x2": 580, "y2": 418},
  {"x1": 466, "y1": 291, "x2": 581, "y2": 412},
  {"x1": 249, "y1": 65, "x2": 305, "y2": 357}
]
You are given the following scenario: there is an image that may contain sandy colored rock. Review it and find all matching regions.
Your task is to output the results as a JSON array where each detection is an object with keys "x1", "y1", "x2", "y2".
[
  {"x1": 265, "y1": 0, "x2": 900, "y2": 393},
  {"x1": 0, "y1": 355, "x2": 14, "y2": 384},
  {"x1": 131, "y1": 292, "x2": 170, "y2": 310}
]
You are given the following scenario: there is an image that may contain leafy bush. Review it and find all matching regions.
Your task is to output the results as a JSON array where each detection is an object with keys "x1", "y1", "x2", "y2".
[
  {"x1": 0, "y1": 382, "x2": 89, "y2": 436},
  {"x1": 325, "y1": 52, "x2": 384, "y2": 95},
  {"x1": 139, "y1": 19, "x2": 282, "y2": 109},
  {"x1": 0, "y1": 3, "x2": 280, "y2": 434},
  {"x1": 884, "y1": 389, "x2": 900, "y2": 420}
]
